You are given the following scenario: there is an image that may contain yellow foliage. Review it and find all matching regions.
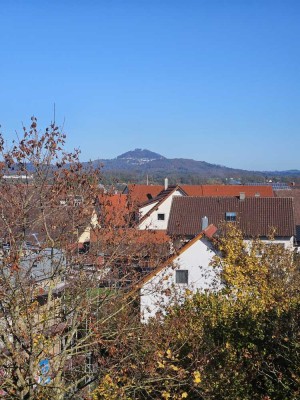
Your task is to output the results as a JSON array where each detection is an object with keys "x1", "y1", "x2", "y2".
[
  {"x1": 212, "y1": 224, "x2": 299, "y2": 315},
  {"x1": 193, "y1": 371, "x2": 201, "y2": 384}
]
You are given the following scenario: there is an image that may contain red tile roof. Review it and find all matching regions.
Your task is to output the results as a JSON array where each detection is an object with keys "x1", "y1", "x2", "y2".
[
  {"x1": 123, "y1": 184, "x2": 274, "y2": 203},
  {"x1": 167, "y1": 197, "x2": 295, "y2": 238},
  {"x1": 97, "y1": 193, "x2": 132, "y2": 227},
  {"x1": 123, "y1": 184, "x2": 164, "y2": 204},
  {"x1": 181, "y1": 185, "x2": 274, "y2": 197},
  {"x1": 90, "y1": 227, "x2": 170, "y2": 244}
]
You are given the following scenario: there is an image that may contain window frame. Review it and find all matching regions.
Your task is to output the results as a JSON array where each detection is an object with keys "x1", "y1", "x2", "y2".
[
  {"x1": 225, "y1": 212, "x2": 237, "y2": 222},
  {"x1": 175, "y1": 270, "x2": 189, "y2": 284}
]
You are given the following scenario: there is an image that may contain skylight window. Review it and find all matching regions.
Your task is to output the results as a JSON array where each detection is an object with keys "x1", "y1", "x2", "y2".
[{"x1": 225, "y1": 212, "x2": 236, "y2": 222}]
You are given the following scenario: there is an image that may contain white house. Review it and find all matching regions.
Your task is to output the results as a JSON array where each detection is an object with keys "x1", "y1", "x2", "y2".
[
  {"x1": 137, "y1": 225, "x2": 220, "y2": 322},
  {"x1": 138, "y1": 185, "x2": 187, "y2": 230}
]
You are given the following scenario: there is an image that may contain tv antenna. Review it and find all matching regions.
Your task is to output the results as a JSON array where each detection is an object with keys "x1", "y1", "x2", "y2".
[{"x1": 53, "y1": 102, "x2": 56, "y2": 125}]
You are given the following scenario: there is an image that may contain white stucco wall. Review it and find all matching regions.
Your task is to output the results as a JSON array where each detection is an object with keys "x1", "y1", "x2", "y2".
[
  {"x1": 140, "y1": 237, "x2": 221, "y2": 322},
  {"x1": 78, "y1": 210, "x2": 99, "y2": 243},
  {"x1": 244, "y1": 236, "x2": 294, "y2": 251},
  {"x1": 138, "y1": 190, "x2": 183, "y2": 230},
  {"x1": 139, "y1": 201, "x2": 159, "y2": 218}
]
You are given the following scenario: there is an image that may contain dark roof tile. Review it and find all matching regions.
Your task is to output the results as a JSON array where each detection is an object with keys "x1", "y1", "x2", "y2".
[{"x1": 167, "y1": 197, "x2": 295, "y2": 238}]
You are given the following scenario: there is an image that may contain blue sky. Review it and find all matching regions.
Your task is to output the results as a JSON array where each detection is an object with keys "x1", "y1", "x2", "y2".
[{"x1": 0, "y1": 0, "x2": 299, "y2": 170}]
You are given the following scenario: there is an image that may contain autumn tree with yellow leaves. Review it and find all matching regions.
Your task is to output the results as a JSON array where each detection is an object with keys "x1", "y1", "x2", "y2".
[
  {"x1": 93, "y1": 224, "x2": 300, "y2": 400},
  {"x1": 1, "y1": 119, "x2": 299, "y2": 400}
]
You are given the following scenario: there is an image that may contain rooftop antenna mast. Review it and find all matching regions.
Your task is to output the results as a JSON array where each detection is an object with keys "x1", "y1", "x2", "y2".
[{"x1": 53, "y1": 102, "x2": 56, "y2": 125}]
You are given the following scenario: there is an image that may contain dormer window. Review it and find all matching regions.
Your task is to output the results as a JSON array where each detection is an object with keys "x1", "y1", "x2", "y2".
[
  {"x1": 158, "y1": 213, "x2": 165, "y2": 221},
  {"x1": 225, "y1": 212, "x2": 236, "y2": 222}
]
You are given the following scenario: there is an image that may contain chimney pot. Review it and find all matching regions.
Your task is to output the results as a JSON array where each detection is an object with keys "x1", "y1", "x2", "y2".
[
  {"x1": 202, "y1": 216, "x2": 208, "y2": 230},
  {"x1": 164, "y1": 178, "x2": 168, "y2": 190}
]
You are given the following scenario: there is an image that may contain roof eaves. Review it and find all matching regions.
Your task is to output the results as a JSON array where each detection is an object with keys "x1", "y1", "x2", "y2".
[{"x1": 129, "y1": 224, "x2": 217, "y2": 294}]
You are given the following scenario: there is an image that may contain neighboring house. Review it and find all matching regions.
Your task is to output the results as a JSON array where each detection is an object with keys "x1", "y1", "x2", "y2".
[
  {"x1": 136, "y1": 184, "x2": 274, "y2": 231},
  {"x1": 135, "y1": 225, "x2": 219, "y2": 322},
  {"x1": 138, "y1": 186, "x2": 187, "y2": 230},
  {"x1": 78, "y1": 193, "x2": 134, "y2": 244},
  {"x1": 275, "y1": 189, "x2": 300, "y2": 246},
  {"x1": 123, "y1": 183, "x2": 274, "y2": 203},
  {"x1": 20, "y1": 247, "x2": 66, "y2": 283},
  {"x1": 87, "y1": 227, "x2": 171, "y2": 286},
  {"x1": 167, "y1": 197, "x2": 295, "y2": 248}
]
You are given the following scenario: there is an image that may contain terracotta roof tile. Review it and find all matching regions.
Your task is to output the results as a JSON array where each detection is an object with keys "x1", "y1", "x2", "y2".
[
  {"x1": 124, "y1": 184, "x2": 164, "y2": 204},
  {"x1": 181, "y1": 185, "x2": 274, "y2": 197},
  {"x1": 123, "y1": 184, "x2": 274, "y2": 203},
  {"x1": 97, "y1": 193, "x2": 132, "y2": 227},
  {"x1": 90, "y1": 227, "x2": 170, "y2": 244}
]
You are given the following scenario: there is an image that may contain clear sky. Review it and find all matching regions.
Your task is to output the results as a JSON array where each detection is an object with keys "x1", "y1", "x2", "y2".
[{"x1": 0, "y1": 0, "x2": 299, "y2": 170}]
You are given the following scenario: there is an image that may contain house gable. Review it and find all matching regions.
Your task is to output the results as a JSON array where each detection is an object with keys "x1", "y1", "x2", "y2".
[
  {"x1": 138, "y1": 225, "x2": 219, "y2": 322},
  {"x1": 138, "y1": 186, "x2": 187, "y2": 230}
]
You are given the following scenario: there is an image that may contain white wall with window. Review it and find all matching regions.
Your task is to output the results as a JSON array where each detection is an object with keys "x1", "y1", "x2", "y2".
[
  {"x1": 140, "y1": 237, "x2": 221, "y2": 322},
  {"x1": 244, "y1": 236, "x2": 294, "y2": 251},
  {"x1": 138, "y1": 190, "x2": 183, "y2": 230},
  {"x1": 139, "y1": 201, "x2": 159, "y2": 218}
]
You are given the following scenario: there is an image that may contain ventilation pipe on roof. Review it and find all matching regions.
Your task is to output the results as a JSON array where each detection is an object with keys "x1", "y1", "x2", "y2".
[
  {"x1": 239, "y1": 192, "x2": 245, "y2": 200},
  {"x1": 202, "y1": 216, "x2": 208, "y2": 230},
  {"x1": 164, "y1": 178, "x2": 168, "y2": 190}
]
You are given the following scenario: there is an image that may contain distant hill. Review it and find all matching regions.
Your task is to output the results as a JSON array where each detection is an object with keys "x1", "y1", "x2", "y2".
[
  {"x1": 117, "y1": 148, "x2": 165, "y2": 163},
  {"x1": 87, "y1": 149, "x2": 300, "y2": 184},
  {"x1": 3, "y1": 149, "x2": 299, "y2": 185}
]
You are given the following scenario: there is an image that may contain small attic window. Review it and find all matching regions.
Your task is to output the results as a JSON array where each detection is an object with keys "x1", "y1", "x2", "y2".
[
  {"x1": 225, "y1": 212, "x2": 236, "y2": 222},
  {"x1": 176, "y1": 270, "x2": 188, "y2": 284},
  {"x1": 158, "y1": 213, "x2": 165, "y2": 221}
]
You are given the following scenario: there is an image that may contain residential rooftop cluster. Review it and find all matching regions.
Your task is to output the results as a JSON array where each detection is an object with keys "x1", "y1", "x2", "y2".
[{"x1": 76, "y1": 181, "x2": 300, "y2": 321}]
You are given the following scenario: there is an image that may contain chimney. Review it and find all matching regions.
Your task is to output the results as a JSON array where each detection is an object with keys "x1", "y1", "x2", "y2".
[
  {"x1": 164, "y1": 178, "x2": 168, "y2": 190},
  {"x1": 202, "y1": 216, "x2": 208, "y2": 230},
  {"x1": 239, "y1": 192, "x2": 245, "y2": 201}
]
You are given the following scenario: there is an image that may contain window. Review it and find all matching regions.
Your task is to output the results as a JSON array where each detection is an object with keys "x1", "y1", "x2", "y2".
[
  {"x1": 176, "y1": 270, "x2": 188, "y2": 284},
  {"x1": 74, "y1": 195, "x2": 83, "y2": 206},
  {"x1": 158, "y1": 213, "x2": 165, "y2": 221},
  {"x1": 225, "y1": 212, "x2": 236, "y2": 222}
]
